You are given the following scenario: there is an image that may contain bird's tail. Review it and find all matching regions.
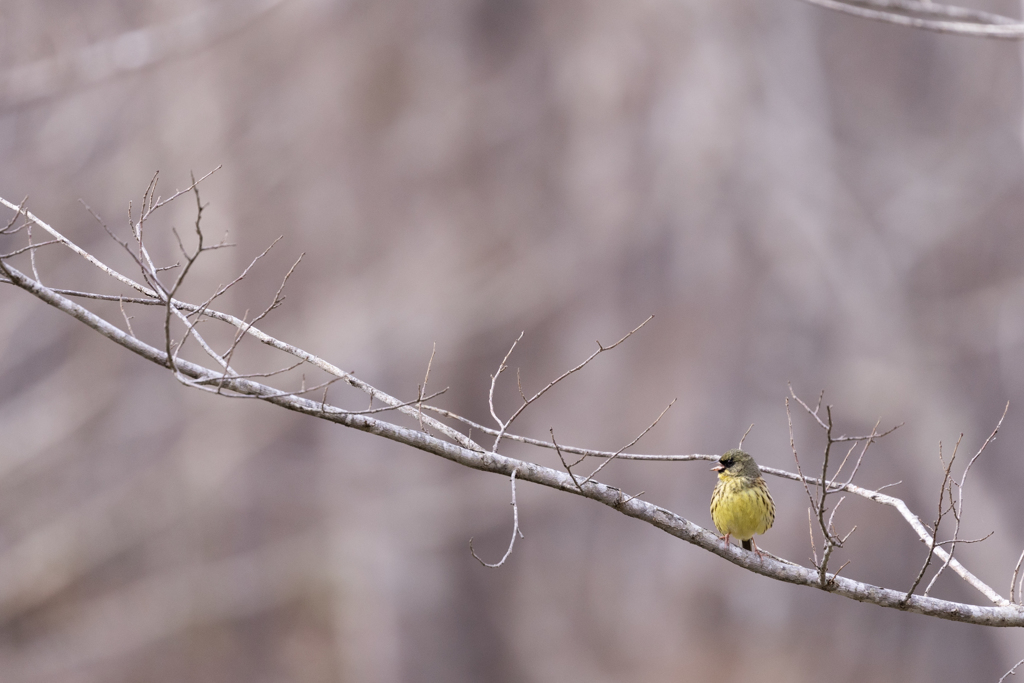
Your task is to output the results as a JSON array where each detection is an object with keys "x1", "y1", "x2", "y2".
[{"x1": 742, "y1": 539, "x2": 752, "y2": 551}]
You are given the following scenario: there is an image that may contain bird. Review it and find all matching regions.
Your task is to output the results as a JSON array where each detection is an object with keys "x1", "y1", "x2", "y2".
[{"x1": 710, "y1": 449, "x2": 775, "y2": 558}]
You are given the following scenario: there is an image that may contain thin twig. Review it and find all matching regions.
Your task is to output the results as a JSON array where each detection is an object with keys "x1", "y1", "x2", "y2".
[
  {"x1": 796, "y1": 0, "x2": 1024, "y2": 39},
  {"x1": 826, "y1": 495, "x2": 847, "y2": 536},
  {"x1": 807, "y1": 508, "x2": 819, "y2": 568},
  {"x1": 787, "y1": 397, "x2": 817, "y2": 511},
  {"x1": 927, "y1": 533, "x2": 994, "y2": 547},
  {"x1": 551, "y1": 429, "x2": 583, "y2": 491},
  {"x1": 738, "y1": 423, "x2": 754, "y2": 449},
  {"x1": 835, "y1": 418, "x2": 888, "y2": 491},
  {"x1": 489, "y1": 316, "x2": 653, "y2": 452},
  {"x1": 578, "y1": 399, "x2": 675, "y2": 488},
  {"x1": 831, "y1": 559, "x2": 852, "y2": 582},
  {"x1": 815, "y1": 404, "x2": 837, "y2": 583},
  {"x1": 1013, "y1": 549, "x2": 1024, "y2": 605},
  {"x1": 904, "y1": 436, "x2": 960, "y2": 602},
  {"x1": 789, "y1": 384, "x2": 902, "y2": 442},
  {"x1": 339, "y1": 388, "x2": 449, "y2": 416},
  {"x1": 924, "y1": 406, "x2": 1008, "y2": 595},
  {"x1": 1000, "y1": 659, "x2": 1024, "y2": 683},
  {"x1": 0, "y1": 199, "x2": 27, "y2": 234},
  {"x1": 28, "y1": 221, "x2": 41, "y2": 283},
  {"x1": 617, "y1": 490, "x2": 645, "y2": 506},
  {"x1": 214, "y1": 250, "x2": 300, "y2": 381},
  {"x1": 488, "y1": 331, "x2": 524, "y2": 450},
  {"x1": 470, "y1": 469, "x2": 524, "y2": 568},
  {"x1": 418, "y1": 343, "x2": 436, "y2": 432},
  {"x1": 190, "y1": 360, "x2": 306, "y2": 383},
  {"x1": 423, "y1": 405, "x2": 715, "y2": 461},
  {"x1": 0, "y1": 238, "x2": 61, "y2": 259},
  {"x1": 118, "y1": 296, "x2": 136, "y2": 337}
]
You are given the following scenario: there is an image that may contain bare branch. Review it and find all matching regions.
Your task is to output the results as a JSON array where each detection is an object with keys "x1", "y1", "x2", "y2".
[
  {"x1": 927, "y1": 533, "x2": 994, "y2": 547},
  {"x1": 6, "y1": 258, "x2": 1024, "y2": 624},
  {"x1": 1000, "y1": 658, "x2": 1024, "y2": 683},
  {"x1": 738, "y1": 423, "x2": 754, "y2": 449},
  {"x1": 578, "y1": 399, "x2": 675, "y2": 488},
  {"x1": 790, "y1": 383, "x2": 829, "y2": 430},
  {"x1": 551, "y1": 429, "x2": 583, "y2": 491},
  {"x1": 787, "y1": 397, "x2": 818, "y2": 511},
  {"x1": 0, "y1": 192, "x2": 482, "y2": 454},
  {"x1": 0, "y1": 238, "x2": 61, "y2": 259},
  {"x1": 1, "y1": 199, "x2": 27, "y2": 235},
  {"x1": 470, "y1": 469, "x2": 525, "y2": 568},
  {"x1": 150, "y1": 167, "x2": 221, "y2": 214},
  {"x1": 789, "y1": 384, "x2": 903, "y2": 442},
  {"x1": 617, "y1": 490, "x2": 645, "y2": 506},
  {"x1": 203, "y1": 238, "x2": 286, "y2": 326},
  {"x1": 831, "y1": 559, "x2": 852, "y2": 582},
  {"x1": 796, "y1": 0, "x2": 1024, "y2": 39},
  {"x1": 27, "y1": 222, "x2": 41, "y2": 283},
  {"x1": 833, "y1": 418, "x2": 886, "y2": 491},
  {"x1": 489, "y1": 316, "x2": 653, "y2": 452},
  {"x1": 190, "y1": 360, "x2": 306, "y2": 383},
  {"x1": 118, "y1": 296, "x2": 136, "y2": 337},
  {"x1": 758, "y1": 462, "x2": 1010, "y2": 606},
  {"x1": 7, "y1": 193, "x2": 1024, "y2": 628},
  {"x1": 903, "y1": 440, "x2": 954, "y2": 605},
  {"x1": 338, "y1": 388, "x2": 449, "y2": 416},
  {"x1": 956, "y1": 402, "x2": 1008, "y2": 515},
  {"x1": 211, "y1": 246, "x2": 298, "y2": 380},
  {"x1": 418, "y1": 343, "x2": 436, "y2": 432},
  {"x1": 826, "y1": 495, "x2": 847, "y2": 536},
  {"x1": 1013, "y1": 549, "x2": 1024, "y2": 605},
  {"x1": 923, "y1": 406, "x2": 1008, "y2": 595},
  {"x1": 807, "y1": 508, "x2": 819, "y2": 568},
  {"x1": 423, "y1": 404, "x2": 715, "y2": 462},
  {"x1": 788, "y1": 387, "x2": 905, "y2": 588},
  {"x1": 488, "y1": 331, "x2": 524, "y2": 450}
]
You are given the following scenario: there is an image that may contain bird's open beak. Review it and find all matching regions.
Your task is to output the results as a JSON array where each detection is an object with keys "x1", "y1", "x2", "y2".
[{"x1": 711, "y1": 464, "x2": 725, "y2": 472}]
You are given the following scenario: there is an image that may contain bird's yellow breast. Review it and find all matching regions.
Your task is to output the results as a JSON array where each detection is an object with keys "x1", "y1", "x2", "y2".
[{"x1": 710, "y1": 476, "x2": 774, "y2": 541}]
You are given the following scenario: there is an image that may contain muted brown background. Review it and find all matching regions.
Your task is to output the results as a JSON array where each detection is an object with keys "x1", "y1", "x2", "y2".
[{"x1": 2, "y1": 0, "x2": 1024, "y2": 680}]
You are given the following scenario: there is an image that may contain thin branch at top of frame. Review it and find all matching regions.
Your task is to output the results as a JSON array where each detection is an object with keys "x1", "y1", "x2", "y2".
[{"x1": 797, "y1": 0, "x2": 1024, "y2": 38}]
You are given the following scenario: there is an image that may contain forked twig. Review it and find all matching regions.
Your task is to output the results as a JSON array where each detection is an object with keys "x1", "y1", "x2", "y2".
[
  {"x1": 551, "y1": 429, "x2": 583, "y2": 491},
  {"x1": 788, "y1": 386, "x2": 901, "y2": 587},
  {"x1": 577, "y1": 399, "x2": 675, "y2": 488},
  {"x1": 488, "y1": 316, "x2": 653, "y2": 452}
]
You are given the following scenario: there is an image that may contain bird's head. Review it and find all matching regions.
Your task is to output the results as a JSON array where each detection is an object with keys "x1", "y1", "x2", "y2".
[{"x1": 712, "y1": 449, "x2": 761, "y2": 479}]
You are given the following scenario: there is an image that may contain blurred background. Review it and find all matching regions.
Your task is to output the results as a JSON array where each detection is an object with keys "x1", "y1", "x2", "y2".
[{"x1": 2, "y1": 0, "x2": 1024, "y2": 680}]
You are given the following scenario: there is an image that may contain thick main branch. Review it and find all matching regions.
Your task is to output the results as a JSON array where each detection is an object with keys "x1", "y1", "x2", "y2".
[{"x1": 3, "y1": 261, "x2": 1024, "y2": 626}]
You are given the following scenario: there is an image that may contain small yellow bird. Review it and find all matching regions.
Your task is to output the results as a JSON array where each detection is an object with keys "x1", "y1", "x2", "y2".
[{"x1": 710, "y1": 449, "x2": 775, "y2": 558}]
